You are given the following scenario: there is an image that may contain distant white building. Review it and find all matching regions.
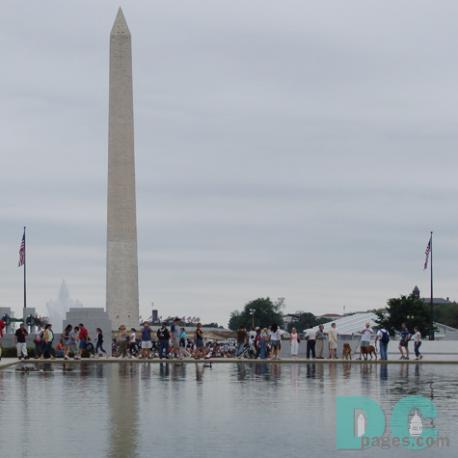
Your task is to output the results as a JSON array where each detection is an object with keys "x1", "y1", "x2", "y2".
[
  {"x1": 283, "y1": 313, "x2": 300, "y2": 326},
  {"x1": 304, "y1": 312, "x2": 458, "y2": 341},
  {"x1": 319, "y1": 313, "x2": 343, "y2": 321},
  {"x1": 304, "y1": 312, "x2": 379, "y2": 336},
  {"x1": 433, "y1": 323, "x2": 458, "y2": 340},
  {"x1": 46, "y1": 281, "x2": 83, "y2": 332}
]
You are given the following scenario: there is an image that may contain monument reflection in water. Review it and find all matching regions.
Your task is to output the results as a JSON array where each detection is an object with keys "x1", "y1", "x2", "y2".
[
  {"x1": 0, "y1": 362, "x2": 457, "y2": 458},
  {"x1": 108, "y1": 364, "x2": 139, "y2": 458}
]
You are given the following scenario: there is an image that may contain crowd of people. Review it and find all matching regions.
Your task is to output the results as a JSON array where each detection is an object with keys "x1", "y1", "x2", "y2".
[
  {"x1": 235, "y1": 324, "x2": 284, "y2": 360},
  {"x1": 0, "y1": 317, "x2": 425, "y2": 362},
  {"x1": 16, "y1": 322, "x2": 100, "y2": 360},
  {"x1": 113, "y1": 320, "x2": 209, "y2": 360},
  {"x1": 234, "y1": 321, "x2": 424, "y2": 361},
  {"x1": 0, "y1": 320, "x2": 106, "y2": 361},
  {"x1": 301, "y1": 321, "x2": 423, "y2": 361}
]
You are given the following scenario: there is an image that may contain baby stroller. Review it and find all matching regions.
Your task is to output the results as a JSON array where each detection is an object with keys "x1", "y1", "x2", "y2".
[
  {"x1": 129, "y1": 339, "x2": 141, "y2": 357},
  {"x1": 86, "y1": 341, "x2": 95, "y2": 355},
  {"x1": 240, "y1": 343, "x2": 257, "y2": 359}
]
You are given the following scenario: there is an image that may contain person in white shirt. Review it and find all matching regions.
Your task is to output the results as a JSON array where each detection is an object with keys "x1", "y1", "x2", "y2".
[
  {"x1": 326, "y1": 323, "x2": 338, "y2": 359},
  {"x1": 359, "y1": 323, "x2": 373, "y2": 360},
  {"x1": 413, "y1": 327, "x2": 422, "y2": 360},
  {"x1": 290, "y1": 327, "x2": 299, "y2": 357},
  {"x1": 269, "y1": 323, "x2": 281, "y2": 360},
  {"x1": 129, "y1": 328, "x2": 137, "y2": 358},
  {"x1": 248, "y1": 329, "x2": 256, "y2": 349},
  {"x1": 315, "y1": 325, "x2": 325, "y2": 359},
  {"x1": 305, "y1": 328, "x2": 316, "y2": 359}
]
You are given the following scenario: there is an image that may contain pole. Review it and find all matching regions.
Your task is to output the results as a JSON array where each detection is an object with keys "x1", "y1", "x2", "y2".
[
  {"x1": 23, "y1": 226, "x2": 27, "y2": 322},
  {"x1": 430, "y1": 231, "x2": 434, "y2": 341}
]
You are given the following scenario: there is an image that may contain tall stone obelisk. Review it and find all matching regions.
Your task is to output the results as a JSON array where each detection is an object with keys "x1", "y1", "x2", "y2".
[{"x1": 106, "y1": 8, "x2": 139, "y2": 330}]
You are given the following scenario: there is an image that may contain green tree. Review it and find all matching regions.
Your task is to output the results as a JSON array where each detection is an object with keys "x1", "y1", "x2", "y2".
[
  {"x1": 376, "y1": 293, "x2": 434, "y2": 337},
  {"x1": 228, "y1": 297, "x2": 284, "y2": 330},
  {"x1": 434, "y1": 302, "x2": 458, "y2": 328},
  {"x1": 286, "y1": 312, "x2": 331, "y2": 333}
]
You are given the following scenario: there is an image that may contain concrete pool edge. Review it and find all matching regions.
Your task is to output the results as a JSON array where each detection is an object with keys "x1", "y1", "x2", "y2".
[
  {"x1": 0, "y1": 359, "x2": 22, "y2": 370},
  {"x1": 3, "y1": 357, "x2": 458, "y2": 368}
]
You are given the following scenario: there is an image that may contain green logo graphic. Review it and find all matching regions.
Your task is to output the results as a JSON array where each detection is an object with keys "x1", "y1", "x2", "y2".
[{"x1": 336, "y1": 395, "x2": 442, "y2": 450}]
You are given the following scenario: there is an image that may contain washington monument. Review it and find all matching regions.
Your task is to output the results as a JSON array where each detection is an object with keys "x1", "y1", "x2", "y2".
[{"x1": 106, "y1": 8, "x2": 139, "y2": 329}]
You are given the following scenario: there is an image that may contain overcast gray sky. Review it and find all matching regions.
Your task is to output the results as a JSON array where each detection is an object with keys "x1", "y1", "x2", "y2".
[{"x1": 2, "y1": 0, "x2": 458, "y2": 325}]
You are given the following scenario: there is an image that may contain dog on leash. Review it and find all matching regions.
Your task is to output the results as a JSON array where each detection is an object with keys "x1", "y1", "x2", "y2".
[
  {"x1": 342, "y1": 343, "x2": 352, "y2": 360},
  {"x1": 360, "y1": 345, "x2": 377, "y2": 360}
]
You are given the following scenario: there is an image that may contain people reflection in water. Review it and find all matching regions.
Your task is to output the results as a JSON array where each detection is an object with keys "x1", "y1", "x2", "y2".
[
  {"x1": 342, "y1": 362, "x2": 351, "y2": 379},
  {"x1": 159, "y1": 361, "x2": 169, "y2": 378},
  {"x1": 399, "y1": 362, "x2": 409, "y2": 378},
  {"x1": 306, "y1": 363, "x2": 316, "y2": 378},
  {"x1": 328, "y1": 361, "x2": 337, "y2": 382},
  {"x1": 290, "y1": 363, "x2": 300, "y2": 386},
  {"x1": 195, "y1": 363, "x2": 205, "y2": 382},
  {"x1": 379, "y1": 363, "x2": 388, "y2": 381},
  {"x1": 254, "y1": 363, "x2": 269, "y2": 377},
  {"x1": 271, "y1": 363, "x2": 281, "y2": 380},
  {"x1": 360, "y1": 362, "x2": 374, "y2": 377},
  {"x1": 237, "y1": 363, "x2": 247, "y2": 381},
  {"x1": 171, "y1": 361, "x2": 186, "y2": 380}
]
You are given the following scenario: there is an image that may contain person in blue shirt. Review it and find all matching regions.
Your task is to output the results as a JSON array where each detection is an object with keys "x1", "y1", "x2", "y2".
[
  {"x1": 399, "y1": 323, "x2": 411, "y2": 360},
  {"x1": 141, "y1": 322, "x2": 152, "y2": 359},
  {"x1": 375, "y1": 327, "x2": 390, "y2": 360},
  {"x1": 179, "y1": 327, "x2": 189, "y2": 358}
]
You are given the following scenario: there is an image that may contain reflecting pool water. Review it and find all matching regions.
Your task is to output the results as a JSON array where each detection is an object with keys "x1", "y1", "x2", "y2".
[{"x1": 0, "y1": 362, "x2": 457, "y2": 457}]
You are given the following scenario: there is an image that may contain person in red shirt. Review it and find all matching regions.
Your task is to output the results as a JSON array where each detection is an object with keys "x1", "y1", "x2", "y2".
[
  {"x1": 0, "y1": 319, "x2": 6, "y2": 361},
  {"x1": 78, "y1": 323, "x2": 89, "y2": 358}
]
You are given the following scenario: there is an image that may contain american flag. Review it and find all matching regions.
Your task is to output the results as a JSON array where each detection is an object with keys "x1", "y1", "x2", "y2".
[
  {"x1": 18, "y1": 231, "x2": 25, "y2": 267},
  {"x1": 424, "y1": 236, "x2": 431, "y2": 270}
]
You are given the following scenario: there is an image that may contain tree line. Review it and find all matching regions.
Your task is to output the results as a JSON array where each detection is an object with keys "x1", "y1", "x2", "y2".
[
  {"x1": 228, "y1": 290, "x2": 458, "y2": 335},
  {"x1": 228, "y1": 297, "x2": 330, "y2": 331}
]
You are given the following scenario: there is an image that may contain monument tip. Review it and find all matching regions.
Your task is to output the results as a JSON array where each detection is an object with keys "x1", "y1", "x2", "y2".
[{"x1": 111, "y1": 7, "x2": 130, "y2": 36}]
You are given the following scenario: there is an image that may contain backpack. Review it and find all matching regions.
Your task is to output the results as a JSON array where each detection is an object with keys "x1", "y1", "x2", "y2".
[{"x1": 380, "y1": 329, "x2": 390, "y2": 344}]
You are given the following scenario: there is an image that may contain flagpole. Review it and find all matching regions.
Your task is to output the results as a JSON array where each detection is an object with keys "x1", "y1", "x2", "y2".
[
  {"x1": 23, "y1": 226, "x2": 27, "y2": 322},
  {"x1": 430, "y1": 231, "x2": 434, "y2": 341}
]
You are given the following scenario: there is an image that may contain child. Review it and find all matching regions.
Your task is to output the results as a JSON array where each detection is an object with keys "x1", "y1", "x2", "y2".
[
  {"x1": 34, "y1": 326, "x2": 44, "y2": 359},
  {"x1": 413, "y1": 327, "x2": 422, "y2": 360},
  {"x1": 0, "y1": 318, "x2": 5, "y2": 361},
  {"x1": 62, "y1": 324, "x2": 73, "y2": 360},
  {"x1": 55, "y1": 339, "x2": 65, "y2": 358},
  {"x1": 72, "y1": 326, "x2": 80, "y2": 359},
  {"x1": 179, "y1": 327, "x2": 189, "y2": 358},
  {"x1": 96, "y1": 328, "x2": 107, "y2": 357},
  {"x1": 399, "y1": 323, "x2": 411, "y2": 360},
  {"x1": 129, "y1": 328, "x2": 137, "y2": 358}
]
